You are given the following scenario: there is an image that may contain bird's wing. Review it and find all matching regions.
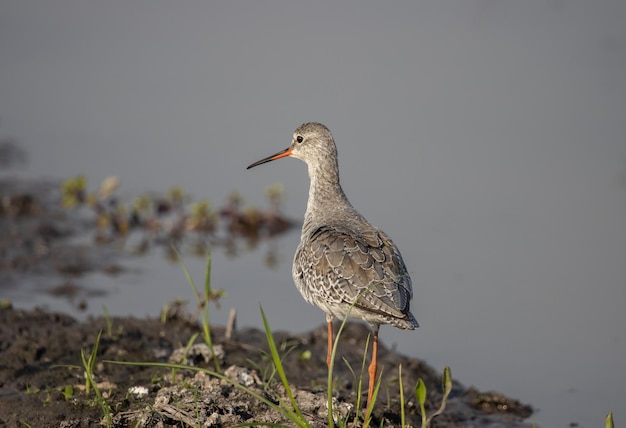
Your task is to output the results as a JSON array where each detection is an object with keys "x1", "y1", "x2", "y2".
[{"x1": 296, "y1": 224, "x2": 413, "y2": 320}]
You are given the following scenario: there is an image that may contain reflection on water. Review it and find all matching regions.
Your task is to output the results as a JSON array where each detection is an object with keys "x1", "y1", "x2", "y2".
[
  {"x1": 61, "y1": 175, "x2": 295, "y2": 250},
  {"x1": 0, "y1": 174, "x2": 296, "y2": 312}
]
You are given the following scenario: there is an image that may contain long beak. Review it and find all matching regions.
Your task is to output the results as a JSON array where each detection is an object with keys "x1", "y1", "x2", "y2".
[{"x1": 246, "y1": 147, "x2": 293, "y2": 169}]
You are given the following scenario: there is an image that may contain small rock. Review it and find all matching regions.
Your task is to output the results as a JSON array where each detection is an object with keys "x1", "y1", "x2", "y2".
[
  {"x1": 206, "y1": 412, "x2": 221, "y2": 426},
  {"x1": 224, "y1": 365, "x2": 261, "y2": 387},
  {"x1": 169, "y1": 343, "x2": 225, "y2": 366},
  {"x1": 128, "y1": 385, "x2": 149, "y2": 397}
]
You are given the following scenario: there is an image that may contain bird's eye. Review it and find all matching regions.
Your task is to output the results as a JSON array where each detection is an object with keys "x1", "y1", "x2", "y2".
[{"x1": 296, "y1": 135, "x2": 303, "y2": 143}]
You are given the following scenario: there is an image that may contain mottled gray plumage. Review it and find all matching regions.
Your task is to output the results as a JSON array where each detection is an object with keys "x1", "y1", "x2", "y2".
[
  {"x1": 247, "y1": 122, "x2": 418, "y2": 406},
  {"x1": 294, "y1": 223, "x2": 417, "y2": 329}
]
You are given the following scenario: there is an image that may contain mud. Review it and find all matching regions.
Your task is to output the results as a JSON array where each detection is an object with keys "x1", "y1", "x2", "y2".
[{"x1": 0, "y1": 304, "x2": 532, "y2": 427}]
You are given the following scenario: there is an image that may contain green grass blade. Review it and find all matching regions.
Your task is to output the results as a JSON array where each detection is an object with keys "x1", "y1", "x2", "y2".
[
  {"x1": 415, "y1": 378, "x2": 427, "y2": 428},
  {"x1": 173, "y1": 246, "x2": 221, "y2": 373},
  {"x1": 606, "y1": 412, "x2": 614, "y2": 428},
  {"x1": 203, "y1": 250, "x2": 212, "y2": 298},
  {"x1": 326, "y1": 289, "x2": 369, "y2": 428},
  {"x1": 442, "y1": 365, "x2": 452, "y2": 395},
  {"x1": 363, "y1": 368, "x2": 383, "y2": 428},
  {"x1": 327, "y1": 316, "x2": 353, "y2": 428},
  {"x1": 259, "y1": 305, "x2": 309, "y2": 427},
  {"x1": 81, "y1": 331, "x2": 111, "y2": 427},
  {"x1": 172, "y1": 245, "x2": 200, "y2": 298},
  {"x1": 200, "y1": 251, "x2": 221, "y2": 372},
  {"x1": 426, "y1": 366, "x2": 452, "y2": 425},
  {"x1": 354, "y1": 333, "x2": 370, "y2": 423},
  {"x1": 415, "y1": 378, "x2": 426, "y2": 406},
  {"x1": 398, "y1": 364, "x2": 405, "y2": 428}
]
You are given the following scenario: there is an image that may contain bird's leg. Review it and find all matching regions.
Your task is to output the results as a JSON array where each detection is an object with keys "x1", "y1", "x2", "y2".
[
  {"x1": 326, "y1": 319, "x2": 333, "y2": 368},
  {"x1": 366, "y1": 327, "x2": 379, "y2": 409}
]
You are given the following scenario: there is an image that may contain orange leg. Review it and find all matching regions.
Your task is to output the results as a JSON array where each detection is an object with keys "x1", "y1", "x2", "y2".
[
  {"x1": 326, "y1": 320, "x2": 333, "y2": 368},
  {"x1": 366, "y1": 328, "x2": 379, "y2": 409}
]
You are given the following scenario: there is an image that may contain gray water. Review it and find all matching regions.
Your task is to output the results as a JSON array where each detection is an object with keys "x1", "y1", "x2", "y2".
[{"x1": 1, "y1": 2, "x2": 625, "y2": 427}]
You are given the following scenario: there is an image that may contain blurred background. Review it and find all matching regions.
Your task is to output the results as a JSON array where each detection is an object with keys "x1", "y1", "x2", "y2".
[{"x1": 1, "y1": 1, "x2": 625, "y2": 427}]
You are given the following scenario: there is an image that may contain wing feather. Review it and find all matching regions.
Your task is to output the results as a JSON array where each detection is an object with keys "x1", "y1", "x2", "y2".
[{"x1": 295, "y1": 224, "x2": 414, "y2": 322}]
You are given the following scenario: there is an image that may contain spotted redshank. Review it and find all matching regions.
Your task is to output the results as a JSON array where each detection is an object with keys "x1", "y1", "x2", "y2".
[{"x1": 247, "y1": 122, "x2": 418, "y2": 408}]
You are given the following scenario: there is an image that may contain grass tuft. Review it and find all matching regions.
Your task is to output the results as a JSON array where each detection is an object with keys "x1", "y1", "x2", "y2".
[
  {"x1": 173, "y1": 246, "x2": 222, "y2": 373},
  {"x1": 81, "y1": 330, "x2": 112, "y2": 427}
]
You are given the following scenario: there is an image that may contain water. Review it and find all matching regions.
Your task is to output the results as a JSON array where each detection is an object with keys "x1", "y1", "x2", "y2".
[{"x1": 1, "y1": 2, "x2": 625, "y2": 427}]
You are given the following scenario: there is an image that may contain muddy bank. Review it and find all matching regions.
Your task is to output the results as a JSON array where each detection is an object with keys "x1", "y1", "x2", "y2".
[{"x1": 0, "y1": 305, "x2": 532, "y2": 427}]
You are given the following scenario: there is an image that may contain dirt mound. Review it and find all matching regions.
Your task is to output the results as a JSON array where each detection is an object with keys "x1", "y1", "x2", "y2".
[{"x1": 0, "y1": 305, "x2": 531, "y2": 427}]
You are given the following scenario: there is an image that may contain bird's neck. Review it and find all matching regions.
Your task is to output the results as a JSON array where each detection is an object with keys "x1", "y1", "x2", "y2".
[{"x1": 302, "y1": 161, "x2": 353, "y2": 235}]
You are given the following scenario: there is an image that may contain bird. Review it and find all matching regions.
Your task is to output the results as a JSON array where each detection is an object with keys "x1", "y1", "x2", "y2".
[{"x1": 246, "y1": 122, "x2": 418, "y2": 409}]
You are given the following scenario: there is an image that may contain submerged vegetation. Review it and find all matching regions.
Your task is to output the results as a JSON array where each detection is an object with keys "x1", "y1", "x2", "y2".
[
  {"x1": 1, "y1": 174, "x2": 295, "y2": 311},
  {"x1": 60, "y1": 175, "x2": 294, "y2": 256}
]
